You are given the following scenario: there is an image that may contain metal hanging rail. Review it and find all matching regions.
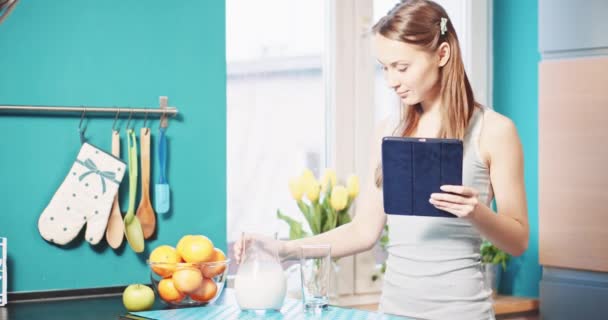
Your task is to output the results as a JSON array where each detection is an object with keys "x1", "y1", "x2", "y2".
[
  {"x1": 0, "y1": 105, "x2": 177, "y2": 116},
  {"x1": 0, "y1": 96, "x2": 177, "y2": 127}
]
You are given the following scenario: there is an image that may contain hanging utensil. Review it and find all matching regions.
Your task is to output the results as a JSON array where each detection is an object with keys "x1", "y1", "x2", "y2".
[
  {"x1": 106, "y1": 111, "x2": 124, "y2": 249},
  {"x1": 155, "y1": 111, "x2": 170, "y2": 214},
  {"x1": 123, "y1": 113, "x2": 144, "y2": 253},
  {"x1": 136, "y1": 112, "x2": 156, "y2": 239}
]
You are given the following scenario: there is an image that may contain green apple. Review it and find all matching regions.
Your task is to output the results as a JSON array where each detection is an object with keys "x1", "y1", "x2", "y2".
[{"x1": 122, "y1": 284, "x2": 155, "y2": 312}]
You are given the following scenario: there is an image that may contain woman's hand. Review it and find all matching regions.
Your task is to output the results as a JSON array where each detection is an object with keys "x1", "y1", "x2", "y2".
[
  {"x1": 232, "y1": 233, "x2": 286, "y2": 264},
  {"x1": 429, "y1": 185, "x2": 480, "y2": 219}
]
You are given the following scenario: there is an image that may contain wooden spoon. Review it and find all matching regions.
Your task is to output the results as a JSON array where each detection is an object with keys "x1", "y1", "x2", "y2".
[
  {"x1": 106, "y1": 130, "x2": 124, "y2": 249},
  {"x1": 136, "y1": 127, "x2": 156, "y2": 239}
]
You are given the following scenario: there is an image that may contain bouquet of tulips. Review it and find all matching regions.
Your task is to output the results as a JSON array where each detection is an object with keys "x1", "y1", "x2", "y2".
[{"x1": 277, "y1": 168, "x2": 359, "y2": 240}]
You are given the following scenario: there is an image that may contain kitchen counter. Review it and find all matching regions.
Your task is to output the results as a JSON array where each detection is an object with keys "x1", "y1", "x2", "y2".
[
  {"x1": 2, "y1": 291, "x2": 155, "y2": 320},
  {"x1": 4, "y1": 287, "x2": 538, "y2": 319},
  {"x1": 2, "y1": 294, "x2": 130, "y2": 320},
  {"x1": 1, "y1": 289, "x2": 408, "y2": 320}
]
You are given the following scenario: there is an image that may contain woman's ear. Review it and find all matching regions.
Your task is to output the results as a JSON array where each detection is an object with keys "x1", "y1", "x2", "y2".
[{"x1": 437, "y1": 42, "x2": 451, "y2": 67}]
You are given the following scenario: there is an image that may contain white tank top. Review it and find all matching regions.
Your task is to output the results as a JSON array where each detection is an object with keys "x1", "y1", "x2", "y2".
[{"x1": 379, "y1": 106, "x2": 496, "y2": 320}]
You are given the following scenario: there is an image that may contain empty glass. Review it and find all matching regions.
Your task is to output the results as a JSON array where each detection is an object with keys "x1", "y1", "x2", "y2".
[{"x1": 299, "y1": 244, "x2": 331, "y2": 312}]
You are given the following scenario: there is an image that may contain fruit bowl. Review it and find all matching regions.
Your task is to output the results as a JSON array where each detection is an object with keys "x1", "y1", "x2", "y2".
[{"x1": 148, "y1": 259, "x2": 230, "y2": 307}]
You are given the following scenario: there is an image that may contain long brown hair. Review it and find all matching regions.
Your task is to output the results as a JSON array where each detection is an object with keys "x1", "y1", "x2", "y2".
[{"x1": 373, "y1": 0, "x2": 479, "y2": 187}]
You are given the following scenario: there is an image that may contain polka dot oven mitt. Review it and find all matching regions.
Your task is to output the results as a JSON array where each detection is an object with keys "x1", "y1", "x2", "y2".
[{"x1": 38, "y1": 142, "x2": 126, "y2": 245}]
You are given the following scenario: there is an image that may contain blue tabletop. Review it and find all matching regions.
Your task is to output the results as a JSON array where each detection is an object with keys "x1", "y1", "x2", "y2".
[
  {"x1": 3, "y1": 288, "x2": 409, "y2": 320},
  {"x1": 129, "y1": 289, "x2": 409, "y2": 320}
]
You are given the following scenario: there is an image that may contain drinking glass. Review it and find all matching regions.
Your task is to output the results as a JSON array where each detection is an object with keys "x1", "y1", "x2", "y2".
[{"x1": 299, "y1": 244, "x2": 331, "y2": 312}]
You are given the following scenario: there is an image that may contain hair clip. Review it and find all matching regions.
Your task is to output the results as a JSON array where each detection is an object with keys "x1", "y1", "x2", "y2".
[{"x1": 440, "y1": 17, "x2": 448, "y2": 35}]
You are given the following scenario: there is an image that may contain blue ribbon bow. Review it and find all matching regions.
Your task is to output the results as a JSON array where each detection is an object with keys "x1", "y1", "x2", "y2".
[{"x1": 77, "y1": 158, "x2": 119, "y2": 194}]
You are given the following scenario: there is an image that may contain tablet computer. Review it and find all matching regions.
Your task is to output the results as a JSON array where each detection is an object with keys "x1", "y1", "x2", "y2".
[{"x1": 381, "y1": 136, "x2": 463, "y2": 218}]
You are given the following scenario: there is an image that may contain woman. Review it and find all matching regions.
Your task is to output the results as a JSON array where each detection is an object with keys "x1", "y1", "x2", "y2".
[{"x1": 235, "y1": 1, "x2": 529, "y2": 319}]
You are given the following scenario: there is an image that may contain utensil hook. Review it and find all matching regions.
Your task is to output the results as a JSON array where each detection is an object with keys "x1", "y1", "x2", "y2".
[
  {"x1": 78, "y1": 107, "x2": 86, "y2": 130},
  {"x1": 112, "y1": 108, "x2": 120, "y2": 133},
  {"x1": 126, "y1": 109, "x2": 133, "y2": 131},
  {"x1": 143, "y1": 109, "x2": 149, "y2": 134},
  {"x1": 78, "y1": 107, "x2": 87, "y2": 144}
]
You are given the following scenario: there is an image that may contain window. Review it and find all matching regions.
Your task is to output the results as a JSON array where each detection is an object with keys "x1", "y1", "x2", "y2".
[
  {"x1": 226, "y1": 0, "x2": 328, "y2": 275},
  {"x1": 373, "y1": 0, "x2": 402, "y2": 124}
]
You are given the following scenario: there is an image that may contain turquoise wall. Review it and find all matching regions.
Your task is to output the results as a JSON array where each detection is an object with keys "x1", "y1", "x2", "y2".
[
  {"x1": 0, "y1": 1, "x2": 226, "y2": 292},
  {"x1": 493, "y1": 0, "x2": 542, "y2": 297}
]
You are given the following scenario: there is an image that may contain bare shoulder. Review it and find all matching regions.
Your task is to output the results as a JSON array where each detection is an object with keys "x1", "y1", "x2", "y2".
[
  {"x1": 483, "y1": 108, "x2": 518, "y2": 138},
  {"x1": 479, "y1": 108, "x2": 522, "y2": 166}
]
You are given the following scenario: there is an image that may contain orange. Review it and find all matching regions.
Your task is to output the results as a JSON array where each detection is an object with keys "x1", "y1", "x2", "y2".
[
  {"x1": 201, "y1": 248, "x2": 227, "y2": 278},
  {"x1": 172, "y1": 267, "x2": 203, "y2": 294},
  {"x1": 149, "y1": 245, "x2": 182, "y2": 277},
  {"x1": 158, "y1": 278, "x2": 185, "y2": 302},
  {"x1": 176, "y1": 235, "x2": 214, "y2": 263},
  {"x1": 190, "y1": 278, "x2": 218, "y2": 302}
]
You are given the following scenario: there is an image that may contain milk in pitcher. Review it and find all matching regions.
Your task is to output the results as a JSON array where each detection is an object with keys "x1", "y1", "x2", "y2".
[{"x1": 234, "y1": 233, "x2": 287, "y2": 311}]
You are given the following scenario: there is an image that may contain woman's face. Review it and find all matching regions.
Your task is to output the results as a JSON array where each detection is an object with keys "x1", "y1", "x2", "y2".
[{"x1": 373, "y1": 34, "x2": 441, "y2": 106}]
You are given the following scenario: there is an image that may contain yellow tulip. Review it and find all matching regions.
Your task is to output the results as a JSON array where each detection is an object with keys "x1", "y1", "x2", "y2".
[
  {"x1": 305, "y1": 181, "x2": 321, "y2": 203},
  {"x1": 347, "y1": 174, "x2": 359, "y2": 199},
  {"x1": 300, "y1": 169, "x2": 317, "y2": 187},
  {"x1": 288, "y1": 177, "x2": 304, "y2": 201},
  {"x1": 330, "y1": 185, "x2": 348, "y2": 211},
  {"x1": 320, "y1": 168, "x2": 337, "y2": 192},
  {"x1": 298, "y1": 169, "x2": 320, "y2": 203}
]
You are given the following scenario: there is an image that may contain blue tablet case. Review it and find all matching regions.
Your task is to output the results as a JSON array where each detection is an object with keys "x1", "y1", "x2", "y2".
[{"x1": 382, "y1": 137, "x2": 463, "y2": 218}]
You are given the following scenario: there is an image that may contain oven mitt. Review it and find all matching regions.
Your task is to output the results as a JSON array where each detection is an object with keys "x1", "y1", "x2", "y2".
[
  {"x1": 38, "y1": 143, "x2": 126, "y2": 245},
  {"x1": 154, "y1": 127, "x2": 170, "y2": 214}
]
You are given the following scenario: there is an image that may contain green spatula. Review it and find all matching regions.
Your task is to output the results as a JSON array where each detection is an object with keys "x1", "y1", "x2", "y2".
[{"x1": 124, "y1": 129, "x2": 145, "y2": 253}]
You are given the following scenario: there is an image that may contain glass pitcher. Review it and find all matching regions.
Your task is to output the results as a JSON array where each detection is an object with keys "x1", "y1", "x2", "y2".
[{"x1": 234, "y1": 232, "x2": 286, "y2": 312}]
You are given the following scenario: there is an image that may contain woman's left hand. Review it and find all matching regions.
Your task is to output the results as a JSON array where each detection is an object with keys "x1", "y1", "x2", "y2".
[{"x1": 429, "y1": 185, "x2": 480, "y2": 219}]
